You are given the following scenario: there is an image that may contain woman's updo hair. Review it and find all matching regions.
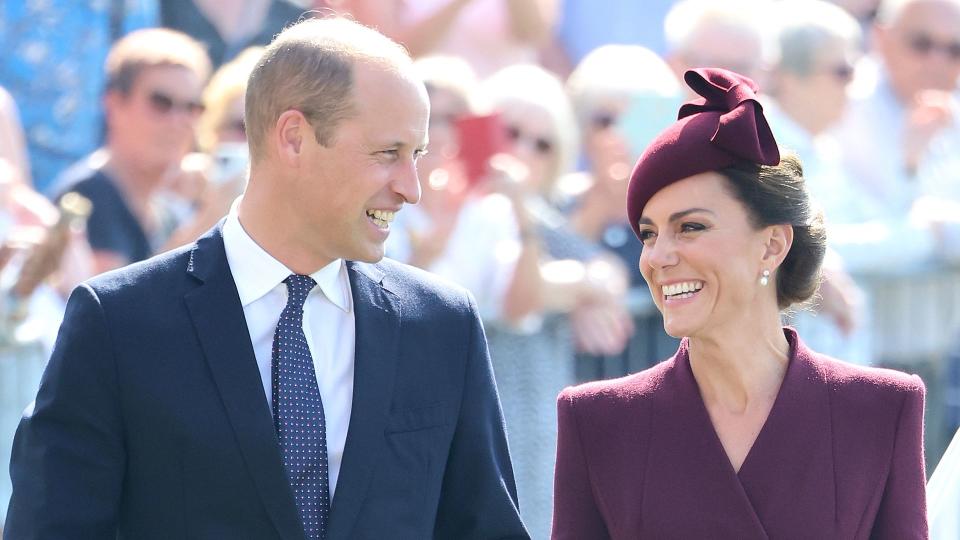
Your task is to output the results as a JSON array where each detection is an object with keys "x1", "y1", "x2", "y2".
[{"x1": 720, "y1": 153, "x2": 827, "y2": 309}]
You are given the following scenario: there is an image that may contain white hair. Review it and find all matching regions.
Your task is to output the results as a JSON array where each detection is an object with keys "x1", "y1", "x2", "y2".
[
  {"x1": 566, "y1": 45, "x2": 680, "y2": 131},
  {"x1": 664, "y1": 0, "x2": 779, "y2": 65},
  {"x1": 482, "y1": 64, "x2": 579, "y2": 189},
  {"x1": 776, "y1": 0, "x2": 862, "y2": 75}
]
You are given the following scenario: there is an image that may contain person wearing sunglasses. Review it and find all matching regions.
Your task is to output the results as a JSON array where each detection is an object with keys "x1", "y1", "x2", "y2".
[
  {"x1": 564, "y1": 44, "x2": 685, "y2": 380},
  {"x1": 48, "y1": 28, "x2": 211, "y2": 276},
  {"x1": 761, "y1": 0, "x2": 878, "y2": 368},
  {"x1": 835, "y1": 0, "x2": 960, "y2": 217}
]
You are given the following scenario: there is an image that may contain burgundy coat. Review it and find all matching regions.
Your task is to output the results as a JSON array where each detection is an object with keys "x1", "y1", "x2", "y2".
[{"x1": 552, "y1": 328, "x2": 928, "y2": 539}]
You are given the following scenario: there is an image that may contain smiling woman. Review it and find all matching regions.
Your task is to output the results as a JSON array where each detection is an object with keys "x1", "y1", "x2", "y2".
[{"x1": 552, "y1": 68, "x2": 929, "y2": 539}]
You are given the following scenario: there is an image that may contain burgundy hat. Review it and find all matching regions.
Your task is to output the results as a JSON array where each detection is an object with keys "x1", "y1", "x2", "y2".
[{"x1": 626, "y1": 68, "x2": 780, "y2": 238}]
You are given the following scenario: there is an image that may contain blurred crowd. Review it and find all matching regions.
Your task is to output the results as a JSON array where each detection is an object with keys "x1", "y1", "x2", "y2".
[{"x1": 2, "y1": 0, "x2": 960, "y2": 537}]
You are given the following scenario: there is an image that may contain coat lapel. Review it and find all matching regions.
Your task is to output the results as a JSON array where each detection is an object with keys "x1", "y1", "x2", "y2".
[
  {"x1": 736, "y1": 329, "x2": 837, "y2": 531},
  {"x1": 641, "y1": 341, "x2": 769, "y2": 539},
  {"x1": 183, "y1": 226, "x2": 305, "y2": 540},
  {"x1": 325, "y1": 261, "x2": 400, "y2": 539}
]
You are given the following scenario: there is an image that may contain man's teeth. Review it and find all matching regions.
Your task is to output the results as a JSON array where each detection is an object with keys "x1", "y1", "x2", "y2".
[
  {"x1": 366, "y1": 209, "x2": 395, "y2": 225},
  {"x1": 662, "y1": 281, "x2": 703, "y2": 298}
]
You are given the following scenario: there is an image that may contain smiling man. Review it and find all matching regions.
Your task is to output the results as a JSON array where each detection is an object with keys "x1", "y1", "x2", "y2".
[{"x1": 5, "y1": 18, "x2": 528, "y2": 540}]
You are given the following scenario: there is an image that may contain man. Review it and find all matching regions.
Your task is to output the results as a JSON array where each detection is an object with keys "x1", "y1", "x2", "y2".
[
  {"x1": 834, "y1": 0, "x2": 960, "y2": 215},
  {"x1": 0, "y1": 0, "x2": 157, "y2": 193},
  {"x1": 5, "y1": 17, "x2": 528, "y2": 540},
  {"x1": 662, "y1": 0, "x2": 774, "y2": 93},
  {"x1": 50, "y1": 28, "x2": 211, "y2": 275}
]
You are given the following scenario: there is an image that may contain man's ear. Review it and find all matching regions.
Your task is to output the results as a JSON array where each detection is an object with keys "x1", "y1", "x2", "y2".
[
  {"x1": 273, "y1": 110, "x2": 310, "y2": 167},
  {"x1": 762, "y1": 223, "x2": 794, "y2": 269}
]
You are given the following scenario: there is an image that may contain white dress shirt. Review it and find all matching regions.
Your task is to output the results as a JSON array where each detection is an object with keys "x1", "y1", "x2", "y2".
[{"x1": 222, "y1": 208, "x2": 355, "y2": 500}]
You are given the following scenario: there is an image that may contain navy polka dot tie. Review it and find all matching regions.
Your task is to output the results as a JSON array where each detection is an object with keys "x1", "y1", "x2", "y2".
[{"x1": 272, "y1": 274, "x2": 329, "y2": 540}]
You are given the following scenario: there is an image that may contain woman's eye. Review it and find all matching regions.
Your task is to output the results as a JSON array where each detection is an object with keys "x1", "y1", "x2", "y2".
[
  {"x1": 680, "y1": 222, "x2": 706, "y2": 233},
  {"x1": 638, "y1": 230, "x2": 656, "y2": 244}
]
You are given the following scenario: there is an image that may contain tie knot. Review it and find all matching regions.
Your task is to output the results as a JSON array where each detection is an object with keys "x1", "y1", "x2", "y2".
[{"x1": 284, "y1": 274, "x2": 316, "y2": 308}]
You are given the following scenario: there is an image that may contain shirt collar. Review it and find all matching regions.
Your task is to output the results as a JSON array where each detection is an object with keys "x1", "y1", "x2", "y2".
[{"x1": 222, "y1": 202, "x2": 352, "y2": 313}]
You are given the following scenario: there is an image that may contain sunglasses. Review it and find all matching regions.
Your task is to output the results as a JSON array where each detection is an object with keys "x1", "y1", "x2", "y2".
[
  {"x1": 590, "y1": 111, "x2": 619, "y2": 131},
  {"x1": 505, "y1": 125, "x2": 554, "y2": 155},
  {"x1": 223, "y1": 118, "x2": 246, "y2": 134},
  {"x1": 147, "y1": 90, "x2": 205, "y2": 116},
  {"x1": 906, "y1": 33, "x2": 960, "y2": 61},
  {"x1": 823, "y1": 63, "x2": 855, "y2": 81}
]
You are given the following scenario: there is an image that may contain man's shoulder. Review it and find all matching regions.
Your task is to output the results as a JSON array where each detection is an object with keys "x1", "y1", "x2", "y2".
[
  {"x1": 354, "y1": 257, "x2": 476, "y2": 313},
  {"x1": 85, "y1": 242, "x2": 195, "y2": 299}
]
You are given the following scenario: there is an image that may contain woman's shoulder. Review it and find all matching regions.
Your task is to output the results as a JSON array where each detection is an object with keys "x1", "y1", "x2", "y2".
[
  {"x1": 558, "y1": 358, "x2": 676, "y2": 412},
  {"x1": 805, "y1": 350, "x2": 925, "y2": 414}
]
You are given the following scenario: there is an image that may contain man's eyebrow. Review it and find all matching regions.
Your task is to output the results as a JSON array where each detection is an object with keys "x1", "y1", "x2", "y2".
[{"x1": 637, "y1": 207, "x2": 715, "y2": 225}]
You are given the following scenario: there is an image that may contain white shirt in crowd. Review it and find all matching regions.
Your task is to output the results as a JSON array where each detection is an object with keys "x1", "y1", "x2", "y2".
[{"x1": 222, "y1": 206, "x2": 355, "y2": 501}]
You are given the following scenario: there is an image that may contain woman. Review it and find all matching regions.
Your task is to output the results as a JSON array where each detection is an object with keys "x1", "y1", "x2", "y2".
[{"x1": 551, "y1": 68, "x2": 928, "y2": 538}]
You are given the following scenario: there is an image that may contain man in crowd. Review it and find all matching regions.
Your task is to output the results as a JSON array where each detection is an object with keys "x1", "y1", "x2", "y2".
[{"x1": 5, "y1": 17, "x2": 528, "y2": 540}]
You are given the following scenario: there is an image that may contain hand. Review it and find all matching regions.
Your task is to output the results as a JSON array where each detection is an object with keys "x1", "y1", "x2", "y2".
[
  {"x1": 903, "y1": 90, "x2": 955, "y2": 173},
  {"x1": 570, "y1": 299, "x2": 634, "y2": 356},
  {"x1": 816, "y1": 267, "x2": 864, "y2": 337}
]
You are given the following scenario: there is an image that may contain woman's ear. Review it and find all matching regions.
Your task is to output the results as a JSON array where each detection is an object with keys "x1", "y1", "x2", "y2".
[{"x1": 762, "y1": 223, "x2": 794, "y2": 269}]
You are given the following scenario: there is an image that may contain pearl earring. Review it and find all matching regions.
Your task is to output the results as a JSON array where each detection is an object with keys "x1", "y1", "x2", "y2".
[{"x1": 759, "y1": 269, "x2": 770, "y2": 287}]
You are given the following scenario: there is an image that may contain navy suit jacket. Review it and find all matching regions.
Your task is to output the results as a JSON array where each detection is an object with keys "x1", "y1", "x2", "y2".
[
  {"x1": 5, "y1": 225, "x2": 528, "y2": 539},
  {"x1": 552, "y1": 328, "x2": 928, "y2": 539}
]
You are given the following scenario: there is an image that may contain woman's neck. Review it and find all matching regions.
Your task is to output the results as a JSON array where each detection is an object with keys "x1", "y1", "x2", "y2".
[{"x1": 687, "y1": 315, "x2": 790, "y2": 414}]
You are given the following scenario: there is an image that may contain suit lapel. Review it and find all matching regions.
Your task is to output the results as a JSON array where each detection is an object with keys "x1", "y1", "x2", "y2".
[
  {"x1": 326, "y1": 261, "x2": 400, "y2": 539},
  {"x1": 183, "y1": 226, "x2": 305, "y2": 540}
]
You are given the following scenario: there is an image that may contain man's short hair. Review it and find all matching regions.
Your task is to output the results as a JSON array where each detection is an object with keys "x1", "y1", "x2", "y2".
[
  {"x1": 105, "y1": 28, "x2": 211, "y2": 95},
  {"x1": 244, "y1": 17, "x2": 413, "y2": 161}
]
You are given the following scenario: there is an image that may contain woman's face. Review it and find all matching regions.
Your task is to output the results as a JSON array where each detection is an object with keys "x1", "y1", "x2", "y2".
[
  {"x1": 636, "y1": 171, "x2": 773, "y2": 338},
  {"x1": 584, "y1": 98, "x2": 632, "y2": 187},
  {"x1": 499, "y1": 102, "x2": 557, "y2": 192}
]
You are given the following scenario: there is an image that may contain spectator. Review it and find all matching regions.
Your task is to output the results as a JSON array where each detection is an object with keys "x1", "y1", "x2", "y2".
[
  {"x1": 49, "y1": 28, "x2": 211, "y2": 275},
  {"x1": 834, "y1": 0, "x2": 960, "y2": 226},
  {"x1": 0, "y1": 88, "x2": 31, "y2": 186},
  {"x1": 0, "y1": 1, "x2": 158, "y2": 193},
  {"x1": 341, "y1": 0, "x2": 558, "y2": 78},
  {"x1": 160, "y1": 46, "x2": 266, "y2": 251},
  {"x1": 765, "y1": 0, "x2": 872, "y2": 364},
  {"x1": 663, "y1": 0, "x2": 776, "y2": 92},
  {"x1": 160, "y1": 0, "x2": 304, "y2": 68},
  {"x1": 481, "y1": 63, "x2": 632, "y2": 540},
  {"x1": 564, "y1": 44, "x2": 682, "y2": 376},
  {"x1": 550, "y1": 0, "x2": 676, "y2": 75}
]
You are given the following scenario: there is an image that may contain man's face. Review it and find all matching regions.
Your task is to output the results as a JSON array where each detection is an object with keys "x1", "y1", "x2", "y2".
[
  {"x1": 673, "y1": 24, "x2": 766, "y2": 92},
  {"x1": 107, "y1": 65, "x2": 204, "y2": 169},
  {"x1": 878, "y1": 0, "x2": 960, "y2": 101},
  {"x1": 784, "y1": 37, "x2": 858, "y2": 133},
  {"x1": 292, "y1": 62, "x2": 428, "y2": 264}
]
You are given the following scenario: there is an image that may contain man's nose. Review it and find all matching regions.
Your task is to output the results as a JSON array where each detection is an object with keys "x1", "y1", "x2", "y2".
[{"x1": 394, "y1": 158, "x2": 422, "y2": 205}]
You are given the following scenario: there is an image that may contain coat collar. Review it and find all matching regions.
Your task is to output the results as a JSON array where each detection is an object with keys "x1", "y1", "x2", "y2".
[{"x1": 641, "y1": 328, "x2": 836, "y2": 537}]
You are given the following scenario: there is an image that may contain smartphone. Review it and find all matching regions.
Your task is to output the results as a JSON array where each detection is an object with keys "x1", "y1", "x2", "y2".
[
  {"x1": 453, "y1": 112, "x2": 508, "y2": 186},
  {"x1": 208, "y1": 142, "x2": 250, "y2": 184}
]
